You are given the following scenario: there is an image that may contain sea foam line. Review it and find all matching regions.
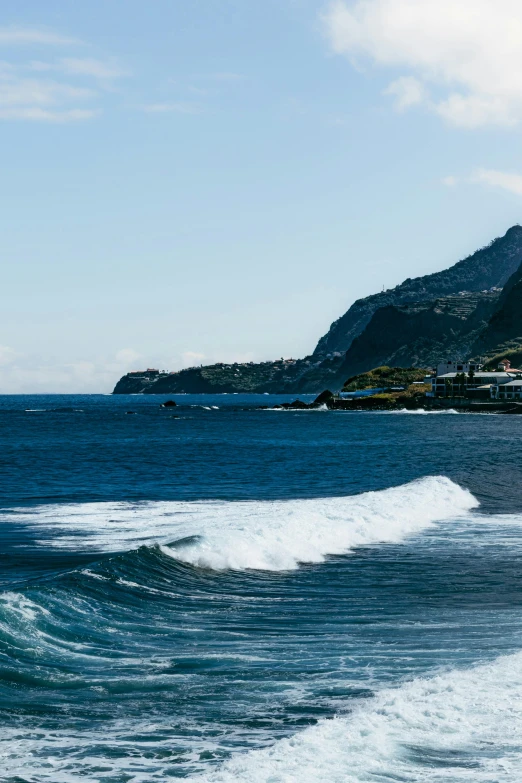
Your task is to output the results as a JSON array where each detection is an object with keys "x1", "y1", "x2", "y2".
[{"x1": 195, "y1": 649, "x2": 522, "y2": 782}]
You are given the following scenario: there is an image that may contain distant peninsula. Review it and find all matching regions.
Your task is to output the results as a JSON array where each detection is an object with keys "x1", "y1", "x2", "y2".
[{"x1": 113, "y1": 226, "x2": 522, "y2": 394}]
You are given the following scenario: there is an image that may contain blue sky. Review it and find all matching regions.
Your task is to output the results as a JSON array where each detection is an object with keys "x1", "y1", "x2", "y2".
[{"x1": 2, "y1": 0, "x2": 522, "y2": 392}]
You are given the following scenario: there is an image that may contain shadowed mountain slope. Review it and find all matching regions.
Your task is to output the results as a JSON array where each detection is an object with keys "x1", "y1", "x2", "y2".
[
  {"x1": 472, "y1": 255, "x2": 522, "y2": 356},
  {"x1": 328, "y1": 292, "x2": 499, "y2": 385},
  {"x1": 314, "y1": 225, "x2": 522, "y2": 357}
]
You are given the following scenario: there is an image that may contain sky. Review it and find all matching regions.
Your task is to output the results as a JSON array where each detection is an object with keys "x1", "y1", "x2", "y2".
[{"x1": 2, "y1": 0, "x2": 522, "y2": 392}]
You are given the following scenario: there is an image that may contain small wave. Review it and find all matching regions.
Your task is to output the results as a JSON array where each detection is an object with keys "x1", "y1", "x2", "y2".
[{"x1": 198, "y1": 649, "x2": 522, "y2": 782}]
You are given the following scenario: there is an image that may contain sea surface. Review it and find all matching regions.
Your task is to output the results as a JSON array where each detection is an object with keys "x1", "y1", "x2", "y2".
[{"x1": 1, "y1": 393, "x2": 522, "y2": 782}]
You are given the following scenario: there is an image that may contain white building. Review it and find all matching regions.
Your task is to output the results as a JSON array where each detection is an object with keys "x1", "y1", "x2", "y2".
[
  {"x1": 491, "y1": 379, "x2": 522, "y2": 401},
  {"x1": 431, "y1": 372, "x2": 514, "y2": 397}
]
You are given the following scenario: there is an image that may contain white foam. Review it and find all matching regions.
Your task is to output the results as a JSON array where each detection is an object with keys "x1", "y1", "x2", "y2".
[
  {"x1": 5, "y1": 477, "x2": 478, "y2": 571},
  {"x1": 0, "y1": 592, "x2": 50, "y2": 621},
  {"x1": 197, "y1": 649, "x2": 522, "y2": 782},
  {"x1": 382, "y1": 408, "x2": 460, "y2": 415}
]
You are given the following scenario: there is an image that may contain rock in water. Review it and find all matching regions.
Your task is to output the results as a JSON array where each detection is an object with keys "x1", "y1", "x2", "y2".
[{"x1": 313, "y1": 390, "x2": 334, "y2": 406}]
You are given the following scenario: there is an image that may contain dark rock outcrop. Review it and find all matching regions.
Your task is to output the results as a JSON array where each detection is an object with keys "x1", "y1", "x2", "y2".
[{"x1": 313, "y1": 389, "x2": 335, "y2": 406}]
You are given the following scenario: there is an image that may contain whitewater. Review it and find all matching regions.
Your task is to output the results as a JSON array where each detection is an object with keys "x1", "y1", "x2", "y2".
[
  {"x1": 197, "y1": 648, "x2": 522, "y2": 783},
  {"x1": 9, "y1": 475, "x2": 477, "y2": 570}
]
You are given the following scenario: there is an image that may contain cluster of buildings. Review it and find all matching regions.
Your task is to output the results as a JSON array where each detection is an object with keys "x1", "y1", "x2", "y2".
[{"x1": 430, "y1": 359, "x2": 522, "y2": 401}]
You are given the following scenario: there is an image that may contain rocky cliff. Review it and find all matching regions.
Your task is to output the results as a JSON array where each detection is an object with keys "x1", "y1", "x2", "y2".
[
  {"x1": 313, "y1": 225, "x2": 522, "y2": 357},
  {"x1": 472, "y1": 255, "x2": 522, "y2": 356},
  {"x1": 329, "y1": 291, "x2": 499, "y2": 384},
  {"x1": 113, "y1": 355, "x2": 345, "y2": 395}
]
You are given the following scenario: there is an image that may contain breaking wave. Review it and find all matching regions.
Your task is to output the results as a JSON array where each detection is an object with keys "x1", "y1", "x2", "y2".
[{"x1": 9, "y1": 476, "x2": 478, "y2": 571}]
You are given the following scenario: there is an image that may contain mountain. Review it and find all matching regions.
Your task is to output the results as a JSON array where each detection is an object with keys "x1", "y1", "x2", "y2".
[
  {"x1": 471, "y1": 256, "x2": 522, "y2": 355},
  {"x1": 313, "y1": 225, "x2": 522, "y2": 357},
  {"x1": 113, "y1": 226, "x2": 522, "y2": 395},
  {"x1": 330, "y1": 291, "x2": 499, "y2": 383}
]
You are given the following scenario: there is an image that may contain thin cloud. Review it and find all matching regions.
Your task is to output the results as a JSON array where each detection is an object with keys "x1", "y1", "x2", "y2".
[
  {"x1": 471, "y1": 168, "x2": 522, "y2": 195},
  {"x1": 0, "y1": 27, "x2": 79, "y2": 46},
  {"x1": 441, "y1": 168, "x2": 522, "y2": 195},
  {"x1": 0, "y1": 39, "x2": 128, "y2": 122},
  {"x1": 30, "y1": 58, "x2": 129, "y2": 81},
  {"x1": 0, "y1": 77, "x2": 95, "y2": 106},
  {"x1": 59, "y1": 58, "x2": 129, "y2": 80},
  {"x1": 0, "y1": 107, "x2": 98, "y2": 121}
]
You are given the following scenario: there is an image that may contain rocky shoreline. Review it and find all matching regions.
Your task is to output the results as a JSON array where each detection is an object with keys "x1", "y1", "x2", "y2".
[{"x1": 266, "y1": 390, "x2": 522, "y2": 414}]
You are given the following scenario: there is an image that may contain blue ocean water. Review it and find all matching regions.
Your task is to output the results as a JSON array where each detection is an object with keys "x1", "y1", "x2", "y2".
[{"x1": 2, "y1": 394, "x2": 522, "y2": 782}]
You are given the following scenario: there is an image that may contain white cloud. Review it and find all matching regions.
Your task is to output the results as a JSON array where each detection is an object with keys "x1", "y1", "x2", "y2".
[
  {"x1": 471, "y1": 168, "x2": 522, "y2": 195},
  {"x1": 384, "y1": 76, "x2": 425, "y2": 110},
  {"x1": 0, "y1": 27, "x2": 79, "y2": 46},
  {"x1": 323, "y1": 0, "x2": 522, "y2": 128}
]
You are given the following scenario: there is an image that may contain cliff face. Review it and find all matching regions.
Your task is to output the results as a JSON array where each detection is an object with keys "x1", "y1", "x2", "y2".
[
  {"x1": 314, "y1": 225, "x2": 522, "y2": 357},
  {"x1": 472, "y1": 260, "x2": 522, "y2": 356},
  {"x1": 330, "y1": 292, "x2": 498, "y2": 383}
]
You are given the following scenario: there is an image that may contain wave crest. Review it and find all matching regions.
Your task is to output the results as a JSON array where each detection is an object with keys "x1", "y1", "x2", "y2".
[{"x1": 162, "y1": 476, "x2": 477, "y2": 571}]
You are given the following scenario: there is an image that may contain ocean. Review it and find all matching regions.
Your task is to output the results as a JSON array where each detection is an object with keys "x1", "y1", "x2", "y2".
[{"x1": 1, "y1": 393, "x2": 522, "y2": 782}]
